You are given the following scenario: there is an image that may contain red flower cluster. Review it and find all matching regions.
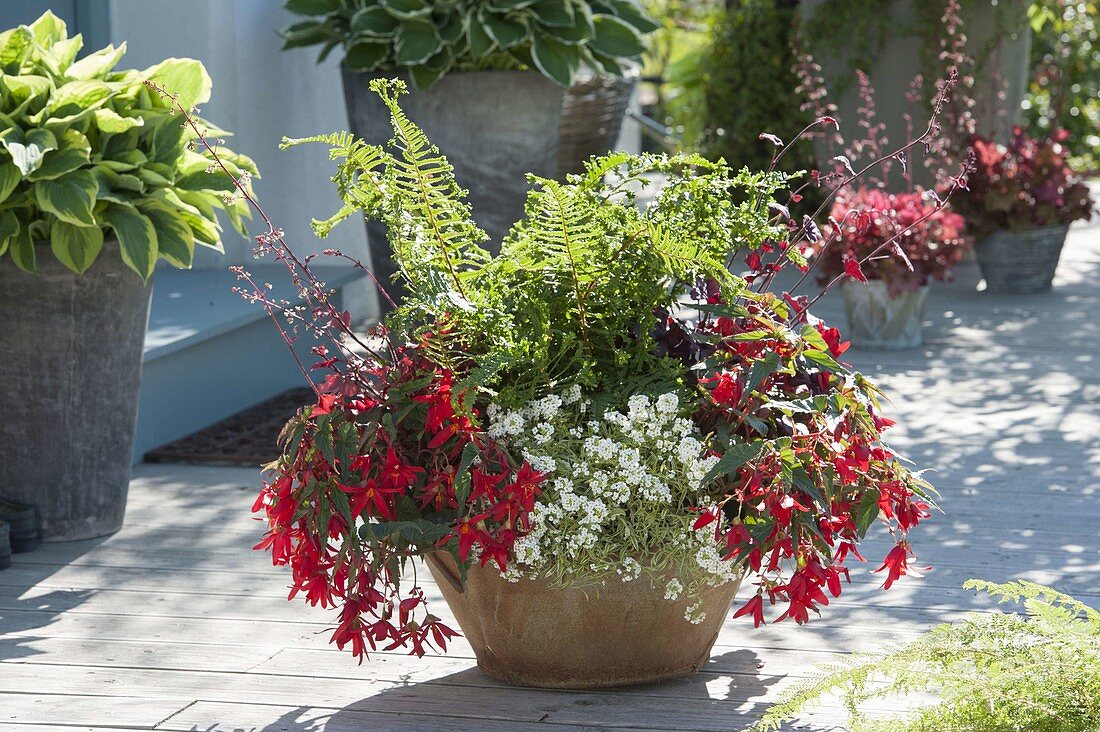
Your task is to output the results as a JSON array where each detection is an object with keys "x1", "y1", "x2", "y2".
[
  {"x1": 692, "y1": 296, "x2": 935, "y2": 628},
  {"x1": 954, "y1": 128, "x2": 1094, "y2": 237},
  {"x1": 252, "y1": 342, "x2": 543, "y2": 660},
  {"x1": 818, "y1": 186, "x2": 971, "y2": 295}
]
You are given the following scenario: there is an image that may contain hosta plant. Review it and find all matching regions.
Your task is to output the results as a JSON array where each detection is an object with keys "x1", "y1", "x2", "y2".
[
  {"x1": 0, "y1": 11, "x2": 256, "y2": 279},
  {"x1": 156, "y1": 76, "x2": 964, "y2": 660},
  {"x1": 815, "y1": 187, "x2": 971, "y2": 297},
  {"x1": 953, "y1": 127, "x2": 1094, "y2": 238},
  {"x1": 280, "y1": 0, "x2": 658, "y2": 88}
]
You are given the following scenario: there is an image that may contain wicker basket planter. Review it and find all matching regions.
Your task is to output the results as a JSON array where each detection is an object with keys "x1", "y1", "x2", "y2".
[
  {"x1": 426, "y1": 552, "x2": 741, "y2": 689},
  {"x1": 556, "y1": 72, "x2": 636, "y2": 180},
  {"x1": 841, "y1": 280, "x2": 929, "y2": 351},
  {"x1": 975, "y1": 225, "x2": 1070, "y2": 294}
]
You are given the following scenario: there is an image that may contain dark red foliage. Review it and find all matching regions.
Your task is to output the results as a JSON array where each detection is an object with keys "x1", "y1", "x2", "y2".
[{"x1": 955, "y1": 128, "x2": 1094, "y2": 237}]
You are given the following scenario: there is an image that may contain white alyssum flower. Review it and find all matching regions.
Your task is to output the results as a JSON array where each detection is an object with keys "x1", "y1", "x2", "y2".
[{"x1": 486, "y1": 389, "x2": 740, "y2": 620}]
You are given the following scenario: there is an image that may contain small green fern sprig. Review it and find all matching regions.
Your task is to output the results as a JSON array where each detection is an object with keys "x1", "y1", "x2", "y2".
[
  {"x1": 284, "y1": 78, "x2": 491, "y2": 319},
  {"x1": 752, "y1": 579, "x2": 1100, "y2": 732}
]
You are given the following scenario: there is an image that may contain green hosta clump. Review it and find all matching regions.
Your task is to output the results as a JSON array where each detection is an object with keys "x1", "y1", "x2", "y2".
[
  {"x1": 753, "y1": 580, "x2": 1100, "y2": 732},
  {"x1": 0, "y1": 11, "x2": 256, "y2": 279},
  {"x1": 281, "y1": 0, "x2": 659, "y2": 88}
]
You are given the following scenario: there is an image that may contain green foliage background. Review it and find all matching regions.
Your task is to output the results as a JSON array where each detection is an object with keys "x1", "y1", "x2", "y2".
[{"x1": 1023, "y1": 0, "x2": 1100, "y2": 171}]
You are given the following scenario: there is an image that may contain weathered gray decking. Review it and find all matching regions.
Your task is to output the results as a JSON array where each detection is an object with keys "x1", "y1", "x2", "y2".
[{"x1": 2, "y1": 215, "x2": 1099, "y2": 731}]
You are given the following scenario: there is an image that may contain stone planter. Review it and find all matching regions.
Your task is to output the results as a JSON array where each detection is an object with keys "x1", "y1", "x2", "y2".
[
  {"x1": 841, "y1": 280, "x2": 929, "y2": 350},
  {"x1": 341, "y1": 69, "x2": 634, "y2": 309},
  {"x1": 975, "y1": 225, "x2": 1069, "y2": 294},
  {"x1": 426, "y1": 552, "x2": 742, "y2": 689},
  {"x1": 0, "y1": 242, "x2": 152, "y2": 540}
]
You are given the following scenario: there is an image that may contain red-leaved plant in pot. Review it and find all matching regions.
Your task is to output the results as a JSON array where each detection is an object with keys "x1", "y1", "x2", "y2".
[
  {"x1": 953, "y1": 128, "x2": 1095, "y2": 293},
  {"x1": 146, "y1": 70, "x2": 972, "y2": 689},
  {"x1": 815, "y1": 187, "x2": 970, "y2": 350}
]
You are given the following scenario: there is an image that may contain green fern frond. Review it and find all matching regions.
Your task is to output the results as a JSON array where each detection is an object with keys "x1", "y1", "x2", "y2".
[{"x1": 752, "y1": 580, "x2": 1100, "y2": 732}]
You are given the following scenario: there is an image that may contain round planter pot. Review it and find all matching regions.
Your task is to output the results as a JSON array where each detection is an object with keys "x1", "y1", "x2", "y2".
[
  {"x1": 975, "y1": 224, "x2": 1069, "y2": 294},
  {"x1": 556, "y1": 72, "x2": 636, "y2": 179},
  {"x1": 841, "y1": 280, "x2": 929, "y2": 351},
  {"x1": 0, "y1": 242, "x2": 152, "y2": 540},
  {"x1": 426, "y1": 552, "x2": 742, "y2": 689},
  {"x1": 341, "y1": 69, "x2": 635, "y2": 309}
]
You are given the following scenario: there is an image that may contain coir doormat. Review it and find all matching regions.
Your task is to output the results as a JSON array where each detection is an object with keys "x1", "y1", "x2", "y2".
[{"x1": 144, "y1": 388, "x2": 313, "y2": 465}]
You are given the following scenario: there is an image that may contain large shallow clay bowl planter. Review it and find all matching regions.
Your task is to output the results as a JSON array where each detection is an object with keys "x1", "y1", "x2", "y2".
[
  {"x1": 975, "y1": 224, "x2": 1069, "y2": 294},
  {"x1": 427, "y1": 552, "x2": 742, "y2": 689},
  {"x1": 842, "y1": 280, "x2": 929, "y2": 351}
]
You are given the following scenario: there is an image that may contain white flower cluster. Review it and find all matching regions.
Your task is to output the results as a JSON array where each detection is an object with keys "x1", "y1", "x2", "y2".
[{"x1": 489, "y1": 390, "x2": 740, "y2": 613}]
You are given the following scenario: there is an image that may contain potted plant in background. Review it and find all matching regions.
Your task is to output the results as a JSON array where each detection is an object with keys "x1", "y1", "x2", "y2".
[
  {"x1": 953, "y1": 128, "x2": 1094, "y2": 294},
  {"x1": 813, "y1": 186, "x2": 970, "y2": 350},
  {"x1": 0, "y1": 12, "x2": 256, "y2": 540},
  {"x1": 177, "y1": 79, "x2": 938, "y2": 687},
  {"x1": 280, "y1": 0, "x2": 658, "y2": 306}
]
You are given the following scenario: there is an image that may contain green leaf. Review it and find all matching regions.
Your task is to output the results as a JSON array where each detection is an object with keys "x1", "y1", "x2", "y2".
[
  {"x1": 29, "y1": 10, "x2": 67, "y2": 45},
  {"x1": 702, "y1": 441, "x2": 763, "y2": 485},
  {"x1": 28, "y1": 147, "x2": 90, "y2": 181},
  {"x1": 453, "y1": 441, "x2": 480, "y2": 511},
  {"x1": 481, "y1": 12, "x2": 528, "y2": 49},
  {"x1": 439, "y1": 13, "x2": 467, "y2": 44},
  {"x1": 532, "y1": 0, "x2": 575, "y2": 27},
  {"x1": 174, "y1": 168, "x2": 236, "y2": 193},
  {"x1": 100, "y1": 201, "x2": 158, "y2": 280},
  {"x1": 0, "y1": 27, "x2": 34, "y2": 70},
  {"x1": 802, "y1": 347, "x2": 846, "y2": 374},
  {"x1": 66, "y1": 43, "x2": 126, "y2": 80},
  {"x1": 0, "y1": 161, "x2": 20, "y2": 201},
  {"x1": 153, "y1": 188, "x2": 221, "y2": 248},
  {"x1": 744, "y1": 351, "x2": 781, "y2": 396},
  {"x1": 280, "y1": 19, "x2": 333, "y2": 49},
  {"x1": 0, "y1": 210, "x2": 19, "y2": 256},
  {"x1": 9, "y1": 226, "x2": 35, "y2": 272},
  {"x1": 49, "y1": 218, "x2": 103, "y2": 274},
  {"x1": 395, "y1": 20, "x2": 442, "y2": 66},
  {"x1": 50, "y1": 80, "x2": 114, "y2": 115},
  {"x1": 93, "y1": 108, "x2": 143, "y2": 134},
  {"x1": 380, "y1": 0, "x2": 432, "y2": 21},
  {"x1": 467, "y1": 15, "x2": 495, "y2": 56},
  {"x1": 137, "y1": 199, "x2": 194, "y2": 268},
  {"x1": 530, "y1": 33, "x2": 579, "y2": 86},
  {"x1": 34, "y1": 169, "x2": 98, "y2": 226},
  {"x1": 345, "y1": 40, "x2": 390, "y2": 71},
  {"x1": 588, "y1": 13, "x2": 646, "y2": 59},
  {"x1": 602, "y1": 0, "x2": 660, "y2": 34},
  {"x1": 853, "y1": 490, "x2": 881, "y2": 535},
  {"x1": 2, "y1": 128, "x2": 57, "y2": 177},
  {"x1": 350, "y1": 6, "x2": 400, "y2": 37},
  {"x1": 143, "y1": 57, "x2": 212, "y2": 111},
  {"x1": 284, "y1": 0, "x2": 342, "y2": 15}
]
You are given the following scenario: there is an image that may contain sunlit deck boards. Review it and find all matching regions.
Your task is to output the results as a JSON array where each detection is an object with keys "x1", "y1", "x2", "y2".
[{"x1": 1, "y1": 215, "x2": 1098, "y2": 731}]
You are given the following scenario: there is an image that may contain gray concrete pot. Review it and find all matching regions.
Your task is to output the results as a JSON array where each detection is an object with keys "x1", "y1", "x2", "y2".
[
  {"x1": 975, "y1": 225, "x2": 1069, "y2": 294},
  {"x1": 842, "y1": 280, "x2": 929, "y2": 350},
  {"x1": 0, "y1": 241, "x2": 152, "y2": 540}
]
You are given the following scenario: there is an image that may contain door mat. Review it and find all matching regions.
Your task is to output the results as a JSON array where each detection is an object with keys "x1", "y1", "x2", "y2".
[{"x1": 144, "y1": 388, "x2": 313, "y2": 465}]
